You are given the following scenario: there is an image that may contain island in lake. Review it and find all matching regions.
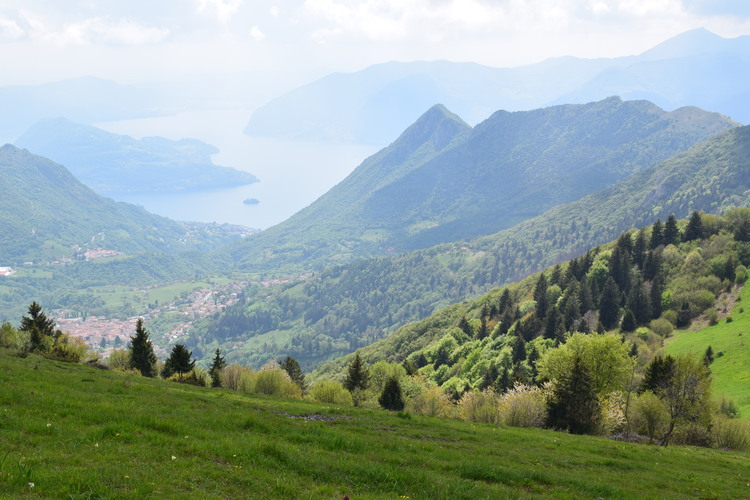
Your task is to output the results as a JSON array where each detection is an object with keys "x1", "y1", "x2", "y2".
[{"x1": 243, "y1": 198, "x2": 260, "y2": 205}]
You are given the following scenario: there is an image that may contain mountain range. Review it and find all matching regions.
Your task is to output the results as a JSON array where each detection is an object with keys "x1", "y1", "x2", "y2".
[
  {"x1": 245, "y1": 28, "x2": 750, "y2": 145},
  {"x1": 233, "y1": 97, "x2": 735, "y2": 271}
]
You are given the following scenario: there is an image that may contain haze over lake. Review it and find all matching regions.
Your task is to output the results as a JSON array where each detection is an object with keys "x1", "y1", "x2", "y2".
[{"x1": 98, "y1": 108, "x2": 377, "y2": 229}]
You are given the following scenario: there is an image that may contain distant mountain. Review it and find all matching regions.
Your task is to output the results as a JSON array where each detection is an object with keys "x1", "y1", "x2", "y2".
[
  {"x1": 233, "y1": 98, "x2": 736, "y2": 271},
  {"x1": 0, "y1": 77, "x2": 175, "y2": 144},
  {"x1": 0, "y1": 144, "x2": 237, "y2": 264},
  {"x1": 15, "y1": 118, "x2": 258, "y2": 194},
  {"x1": 244, "y1": 28, "x2": 750, "y2": 145},
  {"x1": 195, "y1": 124, "x2": 750, "y2": 371}
]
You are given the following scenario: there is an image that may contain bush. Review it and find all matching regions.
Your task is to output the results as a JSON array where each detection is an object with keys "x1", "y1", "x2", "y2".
[
  {"x1": 705, "y1": 308, "x2": 718, "y2": 326},
  {"x1": 726, "y1": 316, "x2": 734, "y2": 323},
  {"x1": 712, "y1": 417, "x2": 750, "y2": 451},
  {"x1": 168, "y1": 369, "x2": 208, "y2": 387},
  {"x1": 718, "y1": 397, "x2": 740, "y2": 418},
  {"x1": 106, "y1": 349, "x2": 132, "y2": 372},
  {"x1": 630, "y1": 391, "x2": 669, "y2": 443},
  {"x1": 253, "y1": 368, "x2": 302, "y2": 399},
  {"x1": 308, "y1": 380, "x2": 353, "y2": 405},
  {"x1": 48, "y1": 334, "x2": 90, "y2": 363},
  {"x1": 221, "y1": 364, "x2": 254, "y2": 391},
  {"x1": 457, "y1": 388, "x2": 499, "y2": 424},
  {"x1": 406, "y1": 386, "x2": 454, "y2": 418},
  {"x1": 498, "y1": 384, "x2": 546, "y2": 428}
]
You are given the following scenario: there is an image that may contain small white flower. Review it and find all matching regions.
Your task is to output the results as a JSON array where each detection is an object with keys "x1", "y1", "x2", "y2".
[
  {"x1": 28, "y1": 482, "x2": 34, "y2": 488},
  {"x1": 46, "y1": 423, "x2": 51, "y2": 427},
  {"x1": 171, "y1": 455, "x2": 176, "y2": 460},
  {"x1": 95, "y1": 443, "x2": 99, "y2": 448}
]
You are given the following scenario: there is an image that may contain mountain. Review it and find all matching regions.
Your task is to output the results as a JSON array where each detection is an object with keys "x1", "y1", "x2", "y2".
[
  {"x1": 15, "y1": 118, "x2": 258, "y2": 194},
  {"x1": 232, "y1": 98, "x2": 736, "y2": 271},
  {"x1": 0, "y1": 76, "x2": 175, "y2": 144},
  {"x1": 0, "y1": 144, "x2": 238, "y2": 264},
  {"x1": 244, "y1": 29, "x2": 750, "y2": 145},
  {"x1": 192, "y1": 124, "x2": 750, "y2": 371}
]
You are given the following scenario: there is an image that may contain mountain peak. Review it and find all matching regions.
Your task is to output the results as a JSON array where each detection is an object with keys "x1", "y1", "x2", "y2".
[
  {"x1": 640, "y1": 28, "x2": 729, "y2": 60},
  {"x1": 390, "y1": 104, "x2": 470, "y2": 154}
]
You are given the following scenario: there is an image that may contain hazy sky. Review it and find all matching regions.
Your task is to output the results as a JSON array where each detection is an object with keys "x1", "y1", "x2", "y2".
[{"x1": 1, "y1": 1, "x2": 749, "y2": 97}]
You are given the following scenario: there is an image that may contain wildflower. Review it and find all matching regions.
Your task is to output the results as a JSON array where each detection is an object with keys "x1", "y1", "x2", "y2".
[
  {"x1": 46, "y1": 423, "x2": 51, "y2": 428},
  {"x1": 171, "y1": 456, "x2": 177, "y2": 460},
  {"x1": 95, "y1": 443, "x2": 99, "y2": 448},
  {"x1": 115, "y1": 433, "x2": 120, "y2": 436},
  {"x1": 28, "y1": 483, "x2": 34, "y2": 488}
]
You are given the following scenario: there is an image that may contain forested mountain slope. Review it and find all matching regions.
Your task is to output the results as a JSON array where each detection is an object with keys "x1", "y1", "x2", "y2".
[
  {"x1": 192, "y1": 125, "x2": 750, "y2": 371},
  {"x1": 0, "y1": 144, "x2": 238, "y2": 264},
  {"x1": 233, "y1": 98, "x2": 735, "y2": 271}
]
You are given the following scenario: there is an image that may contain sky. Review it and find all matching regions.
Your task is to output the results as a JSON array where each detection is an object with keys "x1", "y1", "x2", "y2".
[{"x1": 1, "y1": 0, "x2": 750, "y2": 98}]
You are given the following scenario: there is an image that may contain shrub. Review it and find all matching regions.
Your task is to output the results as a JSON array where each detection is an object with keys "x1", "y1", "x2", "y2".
[
  {"x1": 221, "y1": 364, "x2": 254, "y2": 391},
  {"x1": 630, "y1": 391, "x2": 669, "y2": 443},
  {"x1": 48, "y1": 334, "x2": 90, "y2": 363},
  {"x1": 705, "y1": 308, "x2": 718, "y2": 326},
  {"x1": 253, "y1": 368, "x2": 302, "y2": 399},
  {"x1": 308, "y1": 380, "x2": 353, "y2": 405},
  {"x1": 498, "y1": 384, "x2": 546, "y2": 428},
  {"x1": 712, "y1": 417, "x2": 750, "y2": 451},
  {"x1": 406, "y1": 386, "x2": 454, "y2": 418},
  {"x1": 107, "y1": 349, "x2": 132, "y2": 372},
  {"x1": 379, "y1": 377, "x2": 405, "y2": 411},
  {"x1": 726, "y1": 316, "x2": 734, "y2": 323},
  {"x1": 457, "y1": 388, "x2": 499, "y2": 424},
  {"x1": 168, "y1": 369, "x2": 208, "y2": 387},
  {"x1": 718, "y1": 397, "x2": 740, "y2": 418}
]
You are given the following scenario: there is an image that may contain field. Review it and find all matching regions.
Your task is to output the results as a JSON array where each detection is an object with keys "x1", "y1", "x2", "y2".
[
  {"x1": 665, "y1": 289, "x2": 750, "y2": 417},
  {"x1": 2, "y1": 350, "x2": 750, "y2": 499}
]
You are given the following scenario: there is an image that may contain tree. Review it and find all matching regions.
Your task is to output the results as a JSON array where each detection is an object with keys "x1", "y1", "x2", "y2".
[
  {"x1": 683, "y1": 211, "x2": 703, "y2": 242},
  {"x1": 280, "y1": 356, "x2": 306, "y2": 392},
  {"x1": 162, "y1": 344, "x2": 195, "y2": 378},
  {"x1": 649, "y1": 219, "x2": 663, "y2": 249},
  {"x1": 620, "y1": 309, "x2": 637, "y2": 333},
  {"x1": 378, "y1": 377, "x2": 405, "y2": 411},
  {"x1": 546, "y1": 355, "x2": 601, "y2": 434},
  {"x1": 99, "y1": 337, "x2": 108, "y2": 350},
  {"x1": 702, "y1": 346, "x2": 714, "y2": 367},
  {"x1": 209, "y1": 349, "x2": 226, "y2": 388},
  {"x1": 458, "y1": 316, "x2": 473, "y2": 338},
  {"x1": 664, "y1": 214, "x2": 679, "y2": 246},
  {"x1": 534, "y1": 273, "x2": 549, "y2": 319},
  {"x1": 657, "y1": 355, "x2": 712, "y2": 446},
  {"x1": 20, "y1": 302, "x2": 59, "y2": 352},
  {"x1": 598, "y1": 277, "x2": 621, "y2": 330},
  {"x1": 343, "y1": 352, "x2": 369, "y2": 392},
  {"x1": 129, "y1": 318, "x2": 157, "y2": 377}
]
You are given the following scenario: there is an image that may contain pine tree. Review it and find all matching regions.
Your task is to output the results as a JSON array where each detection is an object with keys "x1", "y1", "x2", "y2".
[
  {"x1": 621, "y1": 309, "x2": 637, "y2": 333},
  {"x1": 632, "y1": 229, "x2": 647, "y2": 269},
  {"x1": 280, "y1": 356, "x2": 306, "y2": 391},
  {"x1": 209, "y1": 349, "x2": 226, "y2": 388},
  {"x1": 162, "y1": 344, "x2": 195, "y2": 378},
  {"x1": 343, "y1": 353, "x2": 369, "y2": 391},
  {"x1": 479, "y1": 364, "x2": 499, "y2": 391},
  {"x1": 703, "y1": 346, "x2": 715, "y2": 367},
  {"x1": 378, "y1": 377, "x2": 405, "y2": 411},
  {"x1": 534, "y1": 273, "x2": 549, "y2": 319},
  {"x1": 640, "y1": 355, "x2": 676, "y2": 394},
  {"x1": 649, "y1": 219, "x2": 663, "y2": 249},
  {"x1": 546, "y1": 356, "x2": 601, "y2": 434},
  {"x1": 20, "y1": 302, "x2": 59, "y2": 352},
  {"x1": 598, "y1": 277, "x2": 621, "y2": 330},
  {"x1": 129, "y1": 318, "x2": 158, "y2": 378},
  {"x1": 627, "y1": 278, "x2": 652, "y2": 325},
  {"x1": 683, "y1": 211, "x2": 703, "y2": 242},
  {"x1": 458, "y1": 316, "x2": 473, "y2": 338},
  {"x1": 664, "y1": 214, "x2": 679, "y2": 246}
]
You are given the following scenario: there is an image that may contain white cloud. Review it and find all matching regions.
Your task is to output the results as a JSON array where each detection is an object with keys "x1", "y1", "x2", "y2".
[
  {"x1": 250, "y1": 25, "x2": 265, "y2": 40},
  {"x1": 0, "y1": 14, "x2": 24, "y2": 40},
  {"x1": 39, "y1": 17, "x2": 169, "y2": 46},
  {"x1": 196, "y1": 0, "x2": 246, "y2": 23}
]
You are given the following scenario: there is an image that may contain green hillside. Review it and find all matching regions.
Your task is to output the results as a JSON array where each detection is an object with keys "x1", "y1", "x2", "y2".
[
  {"x1": 666, "y1": 290, "x2": 750, "y2": 417},
  {"x1": 234, "y1": 97, "x2": 735, "y2": 271},
  {"x1": 2, "y1": 349, "x2": 749, "y2": 499},
  {"x1": 191, "y1": 125, "x2": 750, "y2": 371}
]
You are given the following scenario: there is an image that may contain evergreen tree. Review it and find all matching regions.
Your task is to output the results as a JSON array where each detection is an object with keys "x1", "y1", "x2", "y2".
[
  {"x1": 546, "y1": 356, "x2": 601, "y2": 434},
  {"x1": 99, "y1": 337, "x2": 107, "y2": 349},
  {"x1": 598, "y1": 277, "x2": 621, "y2": 330},
  {"x1": 650, "y1": 271, "x2": 665, "y2": 320},
  {"x1": 129, "y1": 318, "x2": 158, "y2": 378},
  {"x1": 162, "y1": 344, "x2": 195, "y2": 378},
  {"x1": 458, "y1": 316, "x2": 473, "y2": 338},
  {"x1": 343, "y1": 352, "x2": 369, "y2": 391},
  {"x1": 703, "y1": 346, "x2": 715, "y2": 367},
  {"x1": 640, "y1": 355, "x2": 676, "y2": 394},
  {"x1": 497, "y1": 367, "x2": 511, "y2": 394},
  {"x1": 209, "y1": 349, "x2": 226, "y2": 388},
  {"x1": 649, "y1": 219, "x2": 663, "y2": 249},
  {"x1": 497, "y1": 288, "x2": 512, "y2": 316},
  {"x1": 511, "y1": 336, "x2": 527, "y2": 363},
  {"x1": 280, "y1": 355, "x2": 306, "y2": 391},
  {"x1": 620, "y1": 309, "x2": 637, "y2": 333},
  {"x1": 479, "y1": 364, "x2": 499, "y2": 391},
  {"x1": 578, "y1": 278, "x2": 595, "y2": 314},
  {"x1": 627, "y1": 278, "x2": 652, "y2": 325},
  {"x1": 20, "y1": 302, "x2": 59, "y2": 352},
  {"x1": 664, "y1": 214, "x2": 679, "y2": 246},
  {"x1": 632, "y1": 229, "x2": 647, "y2": 269},
  {"x1": 114, "y1": 335, "x2": 122, "y2": 347},
  {"x1": 533, "y1": 273, "x2": 549, "y2": 319},
  {"x1": 683, "y1": 211, "x2": 703, "y2": 242},
  {"x1": 379, "y1": 377, "x2": 405, "y2": 411}
]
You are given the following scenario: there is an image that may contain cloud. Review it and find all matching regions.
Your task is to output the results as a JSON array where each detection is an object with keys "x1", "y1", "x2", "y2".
[
  {"x1": 41, "y1": 17, "x2": 170, "y2": 46},
  {"x1": 250, "y1": 25, "x2": 266, "y2": 40},
  {"x1": 0, "y1": 14, "x2": 24, "y2": 40},
  {"x1": 683, "y1": 0, "x2": 750, "y2": 17},
  {"x1": 196, "y1": 0, "x2": 246, "y2": 23}
]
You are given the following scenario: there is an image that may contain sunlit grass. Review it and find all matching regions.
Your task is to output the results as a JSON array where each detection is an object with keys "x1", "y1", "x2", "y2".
[{"x1": 1, "y1": 349, "x2": 749, "y2": 498}]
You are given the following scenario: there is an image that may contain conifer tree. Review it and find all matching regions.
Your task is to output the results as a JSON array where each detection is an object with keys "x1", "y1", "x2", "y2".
[
  {"x1": 621, "y1": 309, "x2": 637, "y2": 333},
  {"x1": 683, "y1": 211, "x2": 703, "y2": 242},
  {"x1": 664, "y1": 214, "x2": 679, "y2": 246},
  {"x1": 546, "y1": 356, "x2": 601, "y2": 434},
  {"x1": 129, "y1": 318, "x2": 158, "y2": 378},
  {"x1": 343, "y1": 352, "x2": 369, "y2": 392},
  {"x1": 479, "y1": 364, "x2": 499, "y2": 391},
  {"x1": 702, "y1": 346, "x2": 714, "y2": 367},
  {"x1": 458, "y1": 316, "x2": 473, "y2": 338},
  {"x1": 20, "y1": 302, "x2": 59, "y2": 352},
  {"x1": 632, "y1": 229, "x2": 647, "y2": 269},
  {"x1": 280, "y1": 355, "x2": 306, "y2": 391},
  {"x1": 649, "y1": 219, "x2": 663, "y2": 249},
  {"x1": 534, "y1": 273, "x2": 549, "y2": 319},
  {"x1": 162, "y1": 344, "x2": 195, "y2": 378},
  {"x1": 378, "y1": 377, "x2": 405, "y2": 411},
  {"x1": 209, "y1": 348, "x2": 226, "y2": 388},
  {"x1": 598, "y1": 277, "x2": 621, "y2": 330}
]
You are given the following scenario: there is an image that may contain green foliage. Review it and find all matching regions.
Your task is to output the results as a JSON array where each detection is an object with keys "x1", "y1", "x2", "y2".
[
  {"x1": 546, "y1": 356, "x2": 601, "y2": 435},
  {"x1": 308, "y1": 380, "x2": 353, "y2": 405},
  {"x1": 378, "y1": 377, "x2": 405, "y2": 411},
  {"x1": 280, "y1": 356, "x2": 306, "y2": 392},
  {"x1": 129, "y1": 318, "x2": 157, "y2": 378},
  {"x1": 162, "y1": 344, "x2": 196, "y2": 379},
  {"x1": 209, "y1": 349, "x2": 226, "y2": 388},
  {"x1": 343, "y1": 353, "x2": 369, "y2": 393},
  {"x1": 19, "y1": 302, "x2": 59, "y2": 353}
]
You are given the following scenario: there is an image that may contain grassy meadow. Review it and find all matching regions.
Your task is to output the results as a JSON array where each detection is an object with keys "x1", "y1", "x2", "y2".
[
  {"x1": 666, "y1": 289, "x2": 750, "y2": 417},
  {"x1": 2, "y1": 349, "x2": 750, "y2": 499}
]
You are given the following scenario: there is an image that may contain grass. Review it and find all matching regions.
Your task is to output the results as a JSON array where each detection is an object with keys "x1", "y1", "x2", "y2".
[
  {"x1": 2, "y1": 350, "x2": 750, "y2": 498},
  {"x1": 665, "y1": 289, "x2": 750, "y2": 417}
]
